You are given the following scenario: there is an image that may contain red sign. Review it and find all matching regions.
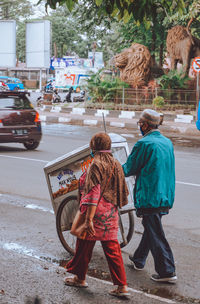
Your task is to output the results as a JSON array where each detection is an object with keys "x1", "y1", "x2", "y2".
[{"x1": 192, "y1": 57, "x2": 200, "y2": 73}]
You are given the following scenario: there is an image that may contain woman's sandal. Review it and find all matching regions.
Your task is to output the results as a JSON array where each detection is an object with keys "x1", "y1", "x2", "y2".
[
  {"x1": 64, "y1": 276, "x2": 88, "y2": 288},
  {"x1": 109, "y1": 289, "x2": 130, "y2": 298}
]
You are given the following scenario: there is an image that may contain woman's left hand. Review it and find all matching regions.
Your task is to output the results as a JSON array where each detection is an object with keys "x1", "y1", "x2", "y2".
[{"x1": 84, "y1": 220, "x2": 95, "y2": 236}]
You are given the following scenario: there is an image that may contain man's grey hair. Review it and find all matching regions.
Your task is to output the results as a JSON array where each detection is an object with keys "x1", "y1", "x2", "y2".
[{"x1": 140, "y1": 109, "x2": 161, "y2": 126}]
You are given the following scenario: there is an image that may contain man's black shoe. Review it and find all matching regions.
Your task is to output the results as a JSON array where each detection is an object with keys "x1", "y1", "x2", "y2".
[
  {"x1": 129, "y1": 255, "x2": 144, "y2": 271},
  {"x1": 151, "y1": 273, "x2": 177, "y2": 283}
]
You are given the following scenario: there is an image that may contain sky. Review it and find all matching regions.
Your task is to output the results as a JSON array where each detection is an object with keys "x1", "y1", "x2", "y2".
[{"x1": 30, "y1": 0, "x2": 51, "y2": 18}]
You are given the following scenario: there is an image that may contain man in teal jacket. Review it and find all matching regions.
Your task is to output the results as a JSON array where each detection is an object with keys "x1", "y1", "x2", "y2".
[{"x1": 123, "y1": 109, "x2": 177, "y2": 283}]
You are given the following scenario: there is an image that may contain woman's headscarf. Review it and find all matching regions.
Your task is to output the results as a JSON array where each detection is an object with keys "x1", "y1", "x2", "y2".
[{"x1": 84, "y1": 132, "x2": 129, "y2": 207}]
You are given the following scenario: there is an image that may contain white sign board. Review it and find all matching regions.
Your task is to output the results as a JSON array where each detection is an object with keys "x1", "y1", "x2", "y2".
[
  {"x1": 0, "y1": 20, "x2": 16, "y2": 67},
  {"x1": 192, "y1": 57, "x2": 200, "y2": 73},
  {"x1": 26, "y1": 20, "x2": 51, "y2": 68}
]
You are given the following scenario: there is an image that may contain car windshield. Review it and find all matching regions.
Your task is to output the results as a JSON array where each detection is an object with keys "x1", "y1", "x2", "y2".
[{"x1": 0, "y1": 97, "x2": 33, "y2": 110}]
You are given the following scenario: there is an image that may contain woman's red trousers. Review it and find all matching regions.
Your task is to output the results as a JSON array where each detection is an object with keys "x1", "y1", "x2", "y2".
[{"x1": 66, "y1": 238, "x2": 127, "y2": 286}]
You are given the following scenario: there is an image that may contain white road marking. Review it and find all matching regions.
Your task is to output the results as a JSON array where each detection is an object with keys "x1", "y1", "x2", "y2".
[
  {"x1": 121, "y1": 133, "x2": 135, "y2": 138},
  {"x1": 0, "y1": 156, "x2": 199, "y2": 189},
  {"x1": 0, "y1": 154, "x2": 48, "y2": 163},
  {"x1": 1, "y1": 241, "x2": 176, "y2": 304},
  {"x1": 176, "y1": 181, "x2": 200, "y2": 187}
]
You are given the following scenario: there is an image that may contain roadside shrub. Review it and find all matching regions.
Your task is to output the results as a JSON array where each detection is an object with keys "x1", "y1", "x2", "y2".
[
  {"x1": 85, "y1": 69, "x2": 129, "y2": 103},
  {"x1": 153, "y1": 96, "x2": 165, "y2": 108}
]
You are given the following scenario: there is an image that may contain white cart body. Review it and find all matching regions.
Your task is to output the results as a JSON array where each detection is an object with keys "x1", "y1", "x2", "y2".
[{"x1": 44, "y1": 133, "x2": 134, "y2": 230}]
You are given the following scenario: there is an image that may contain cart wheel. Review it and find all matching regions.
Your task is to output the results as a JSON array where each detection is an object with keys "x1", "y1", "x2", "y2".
[
  {"x1": 56, "y1": 195, "x2": 78, "y2": 255},
  {"x1": 118, "y1": 209, "x2": 134, "y2": 248},
  {"x1": 56, "y1": 196, "x2": 135, "y2": 255}
]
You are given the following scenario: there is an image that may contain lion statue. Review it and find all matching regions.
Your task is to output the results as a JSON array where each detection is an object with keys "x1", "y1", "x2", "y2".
[
  {"x1": 166, "y1": 18, "x2": 200, "y2": 76},
  {"x1": 114, "y1": 43, "x2": 152, "y2": 87}
]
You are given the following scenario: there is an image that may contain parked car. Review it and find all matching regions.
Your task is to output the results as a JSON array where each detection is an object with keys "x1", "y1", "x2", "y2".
[
  {"x1": 0, "y1": 90, "x2": 42, "y2": 150},
  {"x1": 0, "y1": 81, "x2": 9, "y2": 91},
  {"x1": 0, "y1": 76, "x2": 24, "y2": 91}
]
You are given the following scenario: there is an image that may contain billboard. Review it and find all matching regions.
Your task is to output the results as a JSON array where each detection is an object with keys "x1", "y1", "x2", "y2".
[
  {"x1": 0, "y1": 20, "x2": 16, "y2": 68},
  {"x1": 88, "y1": 51, "x2": 104, "y2": 68},
  {"x1": 26, "y1": 20, "x2": 51, "y2": 68},
  {"x1": 50, "y1": 57, "x2": 94, "y2": 70}
]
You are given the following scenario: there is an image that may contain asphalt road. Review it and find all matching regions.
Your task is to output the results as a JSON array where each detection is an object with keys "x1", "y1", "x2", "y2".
[{"x1": 0, "y1": 124, "x2": 200, "y2": 304}]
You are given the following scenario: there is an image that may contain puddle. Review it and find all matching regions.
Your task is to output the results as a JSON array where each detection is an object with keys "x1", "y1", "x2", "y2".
[
  {"x1": 2, "y1": 242, "x2": 41, "y2": 260},
  {"x1": 1, "y1": 240, "x2": 199, "y2": 303},
  {"x1": 1, "y1": 242, "x2": 58, "y2": 266},
  {"x1": 59, "y1": 258, "x2": 200, "y2": 303},
  {"x1": 26, "y1": 204, "x2": 54, "y2": 214},
  {"x1": 140, "y1": 287, "x2": 200, "y2": 304},
  {"x1": 59, "y1": 259, "x2": 111, "y2": 282},
  {"x1": 0, "y1": 193, "x2": 54, "y2": 214}
]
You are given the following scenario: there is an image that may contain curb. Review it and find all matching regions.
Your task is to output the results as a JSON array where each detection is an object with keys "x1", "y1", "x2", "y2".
[
  {"x1": 39, "y1": 105, "x2": 196, "y2": 122},
  {"x1": 38, "y1": 106, "x2": 200, "y2": 136}
]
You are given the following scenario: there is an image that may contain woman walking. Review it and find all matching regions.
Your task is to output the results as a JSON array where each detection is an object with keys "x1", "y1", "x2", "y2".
[{"x1": 64, "y1": 132, "x2": 130, "y2": 297}]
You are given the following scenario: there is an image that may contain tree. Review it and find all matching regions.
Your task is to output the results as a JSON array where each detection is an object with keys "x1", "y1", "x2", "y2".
[
  {"x1": 45, "y1": 6, "x2": 93, "y2": 57},
  {"x1": 38, "y1": 0, "x2": 186, "y2": 66},
  {"x1": 16, "y1": 22, "x2": 26, "y2": 62},
  {"x1": 38, "y1": 0, "x2": 185, "y2": 23},
  {"x1": 0, "y1": 0, "x2": 33, "y2": 21}
]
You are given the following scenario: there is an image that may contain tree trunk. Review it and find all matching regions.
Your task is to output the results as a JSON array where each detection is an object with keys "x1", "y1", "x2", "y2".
[
  {"x1": 61, "y1": 45, "x2": 64, "y2": 58},
  {"x1": 151, "y1": 6, "x2": 157, "y2": 66},
  {"x1": 159, "y1": 42, "x2": 164, "y2": 67},
  {"x1": 54, "y1": 42, "x2": 57, "y2": 58}
]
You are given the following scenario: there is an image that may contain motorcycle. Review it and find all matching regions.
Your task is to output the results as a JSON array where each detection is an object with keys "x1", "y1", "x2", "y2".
[
  {"x1": 52, "y1": 89, "x2": 62, "y2": 104},
  {"x1": 73, "y1": 90, "x2": 85, "y2": 102},
  {"x1": 63, "y1": 87, "x2": 73, "y2": 103}
]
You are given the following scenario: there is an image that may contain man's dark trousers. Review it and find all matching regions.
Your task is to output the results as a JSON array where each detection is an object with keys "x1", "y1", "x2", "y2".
[{"x1": 133, "y1": 213, "x2": 175, "y2": 276}]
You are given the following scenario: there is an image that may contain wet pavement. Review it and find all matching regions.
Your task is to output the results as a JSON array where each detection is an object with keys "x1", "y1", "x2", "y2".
[
  {"x1": 1, "y1": 192, "x2": 200, "y2": 304},
  {"x1": 0, "y1": 124, "x2": 200, "y2": 304}
]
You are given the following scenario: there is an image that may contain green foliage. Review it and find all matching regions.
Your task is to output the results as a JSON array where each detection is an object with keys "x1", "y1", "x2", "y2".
[
  {"x1": 39, "y1": 0, "x2": 185, "y2": 23},
  {"x1": 86, "y1": 70, "x2": 129, "y2": 103},
  {"x1": 45, "y1": 6, "x2": 87, "y2": 57},
  {"x1": 163, "y1": 1, "x2": 200, "y2": 33},
  {"x1": 16, "y1": 22, "x2": 26, "y2": 62},
  {"x1": 0, "y1": 0, "x2": 33, "y2": 21},
  {"x1": 156, "y1": 69, "x2": 190, "y2": 89},
  {"x1": 153, "y1": 96, "x2": 165, "y2": 108},
  {"x1": 38, "y1": 0, "x2": 186, "y2": 67}
]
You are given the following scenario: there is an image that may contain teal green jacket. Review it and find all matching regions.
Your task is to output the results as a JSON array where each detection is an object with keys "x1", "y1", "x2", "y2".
[{"x1": 122, "y1": 130, "x2": 175, "y2": 210}]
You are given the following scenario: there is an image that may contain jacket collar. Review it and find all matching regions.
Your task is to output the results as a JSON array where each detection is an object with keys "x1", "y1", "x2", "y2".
[{"x1": 143, "y1": 129, "x2": 160, "y2": 138}]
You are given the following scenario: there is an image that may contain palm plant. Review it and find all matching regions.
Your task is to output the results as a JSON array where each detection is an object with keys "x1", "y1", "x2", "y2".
[
  {"x1": 156, "y1": 69, "x2": 191, "y2": 104},
  {"x1": 156, "y1": 69, "x2": 190, "y2": 89},
  {"x1": 86, "y1": 70, "x2": 129, "y2": 103}
]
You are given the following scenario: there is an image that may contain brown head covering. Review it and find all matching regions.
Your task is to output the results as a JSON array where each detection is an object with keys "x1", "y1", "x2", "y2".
[{"x1": 84, "y1": 132, "x2": 129, "y2": 207}]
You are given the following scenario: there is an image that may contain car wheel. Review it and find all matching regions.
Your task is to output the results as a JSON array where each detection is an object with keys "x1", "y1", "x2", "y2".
[{"x1": 23, "y1": 140, "x2": 40, "y2": 150}]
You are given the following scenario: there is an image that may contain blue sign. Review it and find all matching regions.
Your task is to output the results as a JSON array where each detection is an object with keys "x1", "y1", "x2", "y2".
[
  {"x1": 196, "y1": 100, "x2": 200, "y2": 131},
  {"x1": 50, "y1": 57, "x2": 85, "y2": 70}
]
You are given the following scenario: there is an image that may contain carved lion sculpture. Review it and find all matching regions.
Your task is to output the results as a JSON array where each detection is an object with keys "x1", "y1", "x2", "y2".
[
  {"x1": 114, "y1": 43, "x2": 151, "y2": 87},
  {"x1": 166, "y1": 18, "x2": 200, "y2": 75}
]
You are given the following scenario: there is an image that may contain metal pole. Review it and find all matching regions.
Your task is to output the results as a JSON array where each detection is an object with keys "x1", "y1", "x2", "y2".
[
  {"x1": 39, "y1": 68, "x2": 42, "y2": 91},
  {"x1": 196, "y1": 72, "x2": 199, "y2": 120},
  {"x1": 122, "y1": 86, "x2": 125, "y2": 105},
  {"x1": 102, "y1": 113, "x2": 107, "y2": 133}
]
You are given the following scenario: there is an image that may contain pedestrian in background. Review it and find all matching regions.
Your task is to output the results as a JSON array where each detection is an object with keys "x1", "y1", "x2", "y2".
[
  {"x1": 123, "y1": 109, "x2": 177, "y2": 283},
  {"x1": 64, "y1": 132, "x2": 130, "y2": 297}
]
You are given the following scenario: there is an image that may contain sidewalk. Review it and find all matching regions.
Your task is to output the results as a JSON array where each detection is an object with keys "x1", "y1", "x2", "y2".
[{"x1": 38, "y1": 104, "x2": 200, "y2": 136}]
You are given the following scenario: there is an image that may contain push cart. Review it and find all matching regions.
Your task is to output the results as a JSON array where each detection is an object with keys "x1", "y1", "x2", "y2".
[{"x1": 44, "y1": 133, "x2": 135, "y2": 255}]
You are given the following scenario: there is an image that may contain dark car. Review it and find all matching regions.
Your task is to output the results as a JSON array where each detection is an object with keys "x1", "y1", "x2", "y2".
[{"x1": 0, "y1": 90, "x2": 42, "y2": 150}]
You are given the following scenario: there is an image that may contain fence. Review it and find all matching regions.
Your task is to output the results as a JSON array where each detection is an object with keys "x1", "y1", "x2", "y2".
[{"x1": 114, "y1": 88, "x2": 197, "y2": 106}]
